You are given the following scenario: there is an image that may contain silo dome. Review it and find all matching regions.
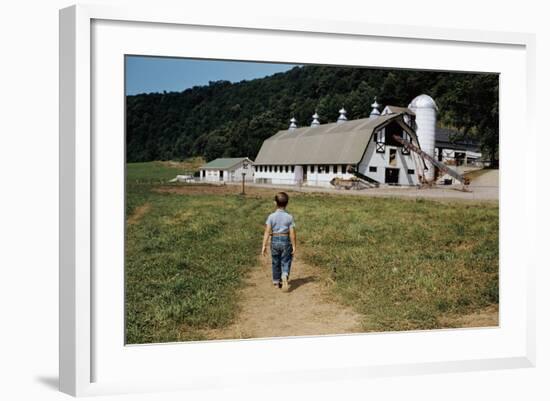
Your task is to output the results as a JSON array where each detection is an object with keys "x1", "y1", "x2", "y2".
[{"x1": 408, "y1": 94, "x2": 438, "y2": 110}]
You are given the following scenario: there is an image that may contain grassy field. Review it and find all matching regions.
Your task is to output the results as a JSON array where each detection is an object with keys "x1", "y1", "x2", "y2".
[
  {"x1": 126, "y1": 158, "x2": 204, "y2": 183},
  {"x1": 126, "y1": 161, "x2": 499, "y2": 344}
]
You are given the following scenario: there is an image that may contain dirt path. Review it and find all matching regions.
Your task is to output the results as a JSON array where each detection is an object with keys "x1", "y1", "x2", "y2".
[
  {"x1": 127, "y1": 203, "x2": 151, "y2": 225},
  {"x1": 205, "y1": 256, "x2": 363, "y2": 340}
]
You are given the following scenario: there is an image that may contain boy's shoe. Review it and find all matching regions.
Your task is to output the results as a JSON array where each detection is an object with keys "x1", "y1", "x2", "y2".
[
  {"x1": 281, "y1": 275, "x2": 290, "y2": 292},
  {"x1": 273, "y1": 281, "x2": 282, "y2": 289}
]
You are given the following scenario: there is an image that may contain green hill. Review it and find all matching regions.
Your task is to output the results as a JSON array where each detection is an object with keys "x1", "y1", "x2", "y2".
[{"x1": 126, "y1": 65, "x2": 498, "y2": 164}]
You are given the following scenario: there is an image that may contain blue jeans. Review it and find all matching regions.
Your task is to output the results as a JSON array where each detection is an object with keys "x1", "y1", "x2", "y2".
[{"x1": 271, "y1": 236, "x2": 293, "y2": 283}]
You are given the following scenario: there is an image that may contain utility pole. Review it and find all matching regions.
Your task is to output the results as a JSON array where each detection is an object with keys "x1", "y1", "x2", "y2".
[{"x1": 241, "y1": 159, "x2": 249, "y2": 195}]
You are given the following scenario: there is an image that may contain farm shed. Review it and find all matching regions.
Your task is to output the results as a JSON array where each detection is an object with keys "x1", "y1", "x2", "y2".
[
  {"x1": 199, "y1": 157, "x2": 254, "y2": 182},
  {"x1": 434, "y1": 127, "x2": 482, "y2": 166}
]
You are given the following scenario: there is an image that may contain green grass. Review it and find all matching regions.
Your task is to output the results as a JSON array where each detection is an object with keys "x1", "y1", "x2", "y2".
[
  {"x1": 125, "y1": 162, "x2": 499, "y2": 343},
  {"x1": 291, "y1": 195, "x2": 498, "y2": 332},
  {"x1": 127, "y1": 158, "x2": 204, "y2": 184},
  {"x1": 125, "y1": 192, "x2": 264, "y2": 343}
]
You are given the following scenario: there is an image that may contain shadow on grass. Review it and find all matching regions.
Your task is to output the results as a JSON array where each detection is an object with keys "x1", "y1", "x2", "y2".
[{"x1": 288, "y1": 275, "x2": 316, "y2": 293}]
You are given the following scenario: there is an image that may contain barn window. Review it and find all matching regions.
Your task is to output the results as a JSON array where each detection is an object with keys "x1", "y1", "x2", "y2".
[
  {"x1": 318, "y1": 165, "x2": 322, "y2": 173},
  {"x1": 333, "y1": 165, "x2": 337, "y2": 173},
  {"x1": 369, "y1": 166, "x2": 377, "y2": 172},
  {"x1": 291, "y1": 165, "x2": 295, "y2": 173},
  {"x1": 384, "y1": 123, "x2": 403, "y2": 147},
  {"x1": 341, "y1": 164, "x2": 348, "y2": 173},
  {"x1": 269, "y1": 165, "x2": 273, "y2": 172},
  {"x1": 389, "y1": 149, "x2": 397, "y2": 166},
  {"x1": 407, "y1": 169, "x2": 415, "y2": 175},
  {"x1": 310, "y1": 165, "x2": 314, "y2": 173},
  {"x1": 376, "y1": 142, "x2": 385, "y2": 153},
  {"x1": 375, "y1": 128, "x2": 386, "y2": 143},
  {"x1": 285, "y1": 165, "x2": 289, "y2": 173}
]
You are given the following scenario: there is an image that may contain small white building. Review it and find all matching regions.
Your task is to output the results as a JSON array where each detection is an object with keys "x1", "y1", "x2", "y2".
[
  {"x1": 199, "y1": 157, "x2": 254, "y2": 182},
  {"x1": 434, "y1": 127, "x2": 482, "y2": 166}
]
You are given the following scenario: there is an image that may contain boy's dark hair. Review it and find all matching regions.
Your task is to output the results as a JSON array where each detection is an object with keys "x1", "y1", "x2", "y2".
[{"x1": 274, "y1": 192, "x2": 289, "y2": 207}]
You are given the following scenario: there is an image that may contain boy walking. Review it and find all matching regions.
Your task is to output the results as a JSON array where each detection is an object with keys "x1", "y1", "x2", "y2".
[{"x1": 261, "y1": 192, "x2": 297, "y2": 292}]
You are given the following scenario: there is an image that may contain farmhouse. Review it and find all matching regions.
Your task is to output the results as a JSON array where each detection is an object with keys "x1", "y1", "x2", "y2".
[
  {"x1": 254, "y1": 95, "x2": 444, "y2": 187},
  {"x1": 199, "y1": 157, "x2": 254, "y2": 182}
]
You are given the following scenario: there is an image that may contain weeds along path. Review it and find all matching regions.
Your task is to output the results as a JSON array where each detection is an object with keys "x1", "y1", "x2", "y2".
[
  {"x1": 127, "y1": 202, "x2": 151, "y2": 225},
  {"x1": 205, "y1": 256, "x2": 363, "y2": 340}
]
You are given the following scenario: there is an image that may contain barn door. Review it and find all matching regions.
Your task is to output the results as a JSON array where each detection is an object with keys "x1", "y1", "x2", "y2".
[{"x1": 385, "y1": 168, "x2": 399, "y2": 184}]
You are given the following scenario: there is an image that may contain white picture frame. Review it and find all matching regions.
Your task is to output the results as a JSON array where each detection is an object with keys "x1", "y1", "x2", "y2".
[{"x1": 59, "y1": 4, "x2": 536, "y2": 397}]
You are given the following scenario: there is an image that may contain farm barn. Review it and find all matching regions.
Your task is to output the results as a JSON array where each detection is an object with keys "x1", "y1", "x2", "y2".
[
  {"x1": 199, "y1": 157, "x2": 254, "y2": 182},
  {"x1": 253, "y1": 94, "x2": 457, "y2": 188}
]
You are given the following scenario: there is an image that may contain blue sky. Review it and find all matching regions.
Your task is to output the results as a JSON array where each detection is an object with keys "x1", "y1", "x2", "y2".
[{"x1": 125, "y1": 56, "x2": 300, "y2": 95}]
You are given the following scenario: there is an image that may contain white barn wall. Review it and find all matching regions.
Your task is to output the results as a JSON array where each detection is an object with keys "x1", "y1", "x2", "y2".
[
  {"x1": 254, "y1": 166, "x2": 295, "y2": 185},
  {"x1": 200, "y1": 160, "x2": 254, "y2": 182},
  {"x1": 438, "y1": 148, "x2": 483, "y2": 165},
  {"x1": 202, "y1": 169, "x2": 222, "y2": 182},
  {"x1": 229, "y1": 164, "x2": 254, "y2": 181},
  {"x1": 254, "y1": 164, "x2": 354, "y2": 187},
  {"x1": 305, "y1": 165, "x2": 354, "y2": 188},
  {"x1": 357, "y1": 130, "x2": 420, "y2": 186}
]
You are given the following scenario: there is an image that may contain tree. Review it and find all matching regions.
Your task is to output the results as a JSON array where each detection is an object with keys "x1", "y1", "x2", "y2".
[{"x1": 126, "y1": 66, "x2": 499, "y2": 164}]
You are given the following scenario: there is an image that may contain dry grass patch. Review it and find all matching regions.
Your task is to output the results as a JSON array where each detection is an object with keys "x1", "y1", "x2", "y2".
[{"x1": 127, "y1": 203, "x2": 151, "y2": 225}]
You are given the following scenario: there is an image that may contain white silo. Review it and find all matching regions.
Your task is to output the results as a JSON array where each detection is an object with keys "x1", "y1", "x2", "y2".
[{"x1": 408, "y1": 94, "x2": 438, "y2": 182}]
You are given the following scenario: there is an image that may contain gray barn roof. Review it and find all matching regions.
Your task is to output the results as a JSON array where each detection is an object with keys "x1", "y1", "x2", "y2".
[
  {"x1": 254, "y1": 113, "x2": 406, "y2": 165},
  {"x1": 200, "y1": 157, "x2": 252, "y2": 170},
  {"x1": 383, "y1": 105, "x2": 415, "y2": 116},
  {"x1": 435, "y1": 128, "x2": 480, "y2": 152}
]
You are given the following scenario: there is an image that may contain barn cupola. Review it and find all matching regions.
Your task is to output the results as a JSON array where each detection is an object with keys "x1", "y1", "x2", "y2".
[
  {"x1": 311, "y1": 111, "x2": 320, "y2": 127},
  {"x1": 337, "y1": 107, "x2": 347, "y2": 124},
  {"x1": 289, "y1": 117, "x2": 298, "y2": 131},
  {"x1": 370, "y1": 97, "x2": 381, "y2": 118}
]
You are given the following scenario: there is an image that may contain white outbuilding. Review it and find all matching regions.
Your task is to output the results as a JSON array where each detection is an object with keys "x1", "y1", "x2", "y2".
[
  {"x1": 434, "y1": 127, "x2": 482, "y2": 166},
  {"x1": 199, "y1": 157, "x2": 254, "y2": 182}
]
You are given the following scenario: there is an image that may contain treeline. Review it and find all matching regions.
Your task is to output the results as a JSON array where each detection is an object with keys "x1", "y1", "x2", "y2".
[{"x1": 126, "y1": 65, "x2": 498, "y2": 163}]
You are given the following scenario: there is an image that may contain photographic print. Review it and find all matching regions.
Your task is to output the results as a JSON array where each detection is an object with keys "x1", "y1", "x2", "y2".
[{"x1": 124, "y1": 57, "x2": 499, "y2": 344}]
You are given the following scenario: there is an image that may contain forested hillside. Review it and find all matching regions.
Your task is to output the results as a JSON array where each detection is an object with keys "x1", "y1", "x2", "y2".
[{"x1": 126, "y1": 65, "x2": 498, "y2": 164}]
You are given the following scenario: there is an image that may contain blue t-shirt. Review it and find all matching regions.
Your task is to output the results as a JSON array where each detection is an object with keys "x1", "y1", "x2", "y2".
[{"x1": 265, "y1": 209, "x2": 295, "y2": 234}]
